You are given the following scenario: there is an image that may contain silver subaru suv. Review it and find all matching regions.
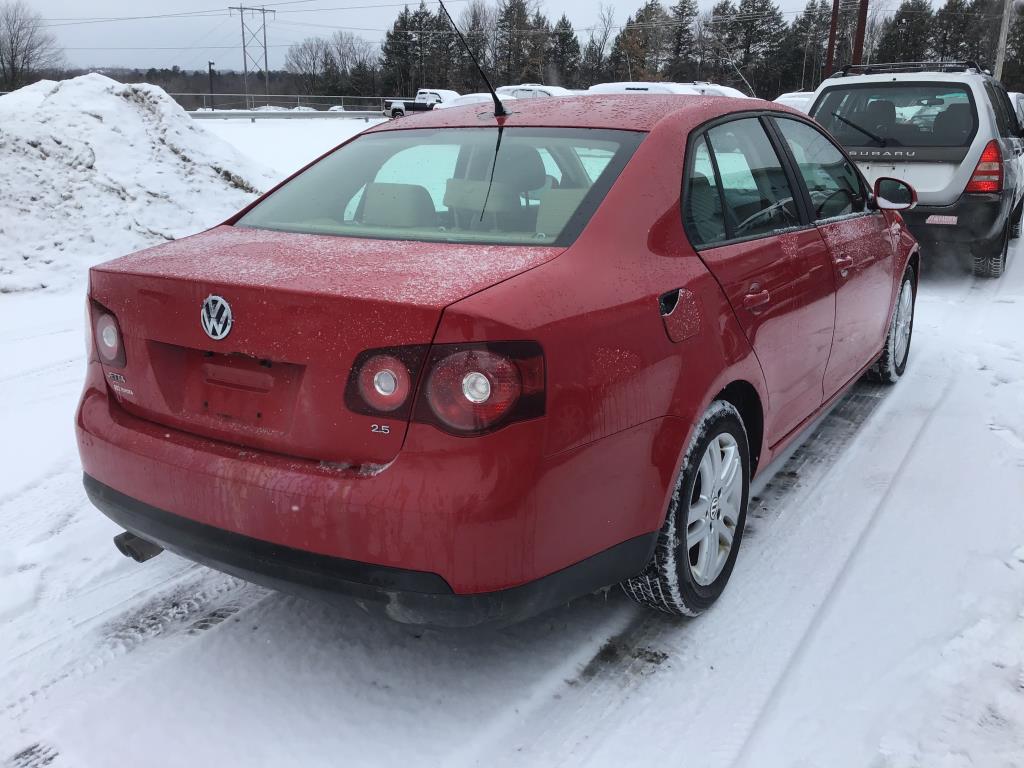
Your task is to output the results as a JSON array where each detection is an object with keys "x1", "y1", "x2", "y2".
[{"x1": 808, "y1": 62, "x2": 1024, "y2": 278}]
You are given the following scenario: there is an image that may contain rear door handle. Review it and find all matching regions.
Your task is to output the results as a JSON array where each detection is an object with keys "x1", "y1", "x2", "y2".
[
  {"x1": 835, "y1": 255, "x2": 854, "y2": 276},
  {"x1": 742, "y1": 289, "x2": 771, "y2": 311}
]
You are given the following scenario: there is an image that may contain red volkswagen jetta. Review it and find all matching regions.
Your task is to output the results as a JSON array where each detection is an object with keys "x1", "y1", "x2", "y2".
[{"x1": 77, "y1": 96, "x2": 920, "y2": 626}]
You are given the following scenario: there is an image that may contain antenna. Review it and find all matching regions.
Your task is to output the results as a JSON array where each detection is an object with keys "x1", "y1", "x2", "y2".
[{"x1": 437, "y1": 0, "x2": 507, "y2": 118}]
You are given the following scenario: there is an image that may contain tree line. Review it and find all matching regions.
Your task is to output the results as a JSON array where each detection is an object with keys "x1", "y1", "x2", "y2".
[
  {"x1": 3, "y1": 0, "x2": 1024, "y2": 100},
  {"x1": 283, "y1": 0, "x2": 1024, "y2": 99}
]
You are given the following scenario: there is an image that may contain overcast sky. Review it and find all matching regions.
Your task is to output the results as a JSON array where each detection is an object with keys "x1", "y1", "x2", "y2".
[{"x1": 31, "y1": 0, "x2": 815, "y2": 71}]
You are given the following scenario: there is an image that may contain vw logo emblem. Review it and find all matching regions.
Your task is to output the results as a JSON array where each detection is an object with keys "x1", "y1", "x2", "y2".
[{"x1": 201, "y1": 295, "x2": 233, "y2": 340}]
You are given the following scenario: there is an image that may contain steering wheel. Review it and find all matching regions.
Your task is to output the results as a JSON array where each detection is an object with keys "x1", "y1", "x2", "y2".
[
  {"x1": 734, "y1": 198, "x2": 796, "y2": 236},
  {"x1": 813, "y1": 188, "x2": 854, "y2": 218}
]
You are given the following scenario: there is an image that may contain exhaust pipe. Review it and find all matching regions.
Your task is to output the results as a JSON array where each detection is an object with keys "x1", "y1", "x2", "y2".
[{"x1": 113, "y1": 531, "x2": 164, "y2": 563}]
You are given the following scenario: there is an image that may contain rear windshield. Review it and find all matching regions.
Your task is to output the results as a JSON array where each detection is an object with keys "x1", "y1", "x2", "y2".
[
  {"x1": 811, "y1": 83, "x2": 977, "y2": 148},
  {"x1": 235, "y1": 127, "x2": 644, "y2": 246}
]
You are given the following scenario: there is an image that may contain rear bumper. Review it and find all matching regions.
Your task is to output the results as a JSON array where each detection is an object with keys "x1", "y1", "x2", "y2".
[
  {"x1": 76, "y1": 362, "x2": 683, "y2": 619},
  {"x1": 901, "y1": 192, "x2": 1010, "y2": 250},
  {"x1": 84, "y1": 473, "x2": 656, "y2": 627}
]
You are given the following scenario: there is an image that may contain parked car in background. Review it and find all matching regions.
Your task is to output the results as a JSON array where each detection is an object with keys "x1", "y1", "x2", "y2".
[
  {"x1": 434, "y1": 92, "x2": 518, "y2": 110},
  {"x1": 774, "y1": 91, "x2": 815, "y2": 112},
  {"x1": 496, "y1": 84, "x2": 575, "y2": 99},
  {"x1": 808, "y1": 61, "x2": 1024, "y2": 277},
  {"x1": 589, "y1": 81, "x2": 749, "y2": 98},
  {"x1": 384, "y1": 89, "x2": 460, "y2": 118},
  {"x1": 78, "y1": 95, "x2": 919, "y2": 628},
  {"x1": 1011, "y1": 91, "x2": 1024, "y2": 128}
]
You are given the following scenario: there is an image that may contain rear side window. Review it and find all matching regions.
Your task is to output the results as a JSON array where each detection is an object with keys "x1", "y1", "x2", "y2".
[
  {"x1": 775, "y1": 118, "x2": 867, "y2": 219},
  {"x1": 683, "y1": 136, "x2": 727, "y2": 245},
  {"x1": 812, "y1": 83, "x2": 977, "y2": 148},
  {"x1": 985, "y1": 82, "x2": 1020, "y2": 137},
  {"x1": 688, "y1": 118, "x2": 800, "y2": 243}
]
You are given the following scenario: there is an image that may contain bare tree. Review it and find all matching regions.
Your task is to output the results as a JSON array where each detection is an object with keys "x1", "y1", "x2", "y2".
[
  {"x1": 284, "y1": 37, "x2": 334, "y2": 94},
  {"x1": 0, "y1": 0, "x2": 63, "y2": 90},
  {"x1": 331, "y1": 30, "x2": 378, "y2": 73}
]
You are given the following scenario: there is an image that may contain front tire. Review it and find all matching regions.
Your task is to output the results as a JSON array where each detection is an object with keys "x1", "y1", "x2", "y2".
[
  {"x1": 869, "y1": 266, "x2": 916, "y2": 384},
  {"x1": 622, "y1": 401, "x2": 750, "y2": 617}
]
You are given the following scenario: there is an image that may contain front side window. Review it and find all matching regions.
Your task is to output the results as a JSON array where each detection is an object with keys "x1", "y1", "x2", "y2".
[
  {"x1": 236, "y1": 128, "x2": 644, "y2": 246},
  {"x1": 811, "y1": 83, "x2": 977, "y2": 148},
  {"x1": 775, "y1": 118, "x2": 867, "y2": 219},
  {"x1": 690, "y1": 118, "x2": 800, "y2": 243}
]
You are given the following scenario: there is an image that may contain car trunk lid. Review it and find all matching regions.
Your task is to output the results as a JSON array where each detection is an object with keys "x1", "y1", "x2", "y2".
[{"x1": 89, "y1": 225, "x2": 561, "y2": 465}]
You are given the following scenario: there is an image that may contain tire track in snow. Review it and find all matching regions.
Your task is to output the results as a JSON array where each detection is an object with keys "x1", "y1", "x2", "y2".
[{"x1": 470, "y1": 273, "x2": 970, "y2": 768}]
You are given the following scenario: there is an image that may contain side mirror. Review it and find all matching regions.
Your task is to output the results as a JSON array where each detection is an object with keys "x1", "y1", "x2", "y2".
[{"x1": 874, "y1": 177, "x2": 917, "y2": 211}]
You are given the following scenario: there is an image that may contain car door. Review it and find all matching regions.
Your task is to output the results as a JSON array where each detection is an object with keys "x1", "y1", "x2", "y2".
[
  {"x1": 684, "y1": 116, "x2": 837, "y2": 444},
  {"x1": 772, "y1": 116, "x2": 895, "y2": 400}
]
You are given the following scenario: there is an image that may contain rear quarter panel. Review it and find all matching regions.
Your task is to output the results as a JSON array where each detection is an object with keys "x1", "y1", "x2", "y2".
[{"x1": 435, "y1": 111, "x2": 768, "y2": 535}]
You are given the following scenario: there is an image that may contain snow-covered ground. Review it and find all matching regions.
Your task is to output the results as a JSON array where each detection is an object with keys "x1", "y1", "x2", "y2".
[
  {"x1": 2, "y1": 77, "x2": 1023, "y2": 768},
  {"x1": 201, "y1": 115, "x2": 384, "y2": 182}
]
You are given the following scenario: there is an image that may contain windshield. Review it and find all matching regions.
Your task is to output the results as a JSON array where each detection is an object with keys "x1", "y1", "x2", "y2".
[
  {"x1": 811, "y1": 83, "x2": 977, "y2": 148},
  {"x1": 235, "y1": 127, "x2": 644, "y2": 246}
]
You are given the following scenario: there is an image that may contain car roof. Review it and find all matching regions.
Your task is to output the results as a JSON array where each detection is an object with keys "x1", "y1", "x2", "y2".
[
  {"x1": 814, "y1": 71, "x2": 991, "y2": 91},
  {"x1": 367, "y1": 94, "x2": 785, "y2": 134}
]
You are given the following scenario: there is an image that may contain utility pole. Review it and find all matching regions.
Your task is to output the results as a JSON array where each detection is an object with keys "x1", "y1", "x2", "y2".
[
  {"x1": 851, "y1": 0, "x2": 869, "y2": 65},
  {"x1": 995, "y1": 0, "x2": 1013, "y2": 80},
  {"x1": 208, "y1": 61, "x2": 216, "y2": 111},
  {"x1": 825, "y1": 0, "x2": 840, "y2": 76},
  {"x1": 228, "y1": 5, "x2": 276, "y2": 109}
]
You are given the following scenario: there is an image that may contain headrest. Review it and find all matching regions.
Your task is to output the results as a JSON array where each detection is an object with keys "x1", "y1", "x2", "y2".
[
  {"x1": 443, "y1": 179, "x2": 521, "y2": 214},
  {"x1": 866, "y1": 100, "x2": 896, "y2": 124},
  {"x1": 494, "y1": 144, "x2": 547, "y2": 192},
  {"x1": 361, "y1": 183, "x2": 436, "y2": 228},
  {"x1": 933, "y1": 103, "x2": 973, "y2": 138},
  {"x1": 535, "y1": 188, "x2": 589, "y2": 237}
]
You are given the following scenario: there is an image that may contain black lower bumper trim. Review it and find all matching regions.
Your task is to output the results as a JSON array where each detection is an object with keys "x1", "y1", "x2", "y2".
[{"x1": 84, "y1": 474, "x2": 658, "y2": 627}]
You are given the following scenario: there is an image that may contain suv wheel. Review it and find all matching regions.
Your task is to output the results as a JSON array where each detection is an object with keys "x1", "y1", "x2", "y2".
[
  {"x1": 972, "y1": 225, "x2": 1009, "y2": 279},
  {"x1": 622, "y1": 401, "x2": 749, "y2": 617},
  {"x1": 869, "y1": 266, "x2": 916, "y2": 383}
]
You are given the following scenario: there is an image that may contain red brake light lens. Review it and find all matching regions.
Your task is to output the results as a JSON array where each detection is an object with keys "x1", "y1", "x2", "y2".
[
  {"x1": 357, "y1": 354, "x2": 412, "y2": 412},
  {"x1": 91, "y1": 301, "x2": 126, "y2": 367},
  {"x1": 965, "y1": 141, "x2": 1002, "y2": 194},
  {"x1": 416, "y1": 342, "x2": 545, "y2": 435},
  {"x1": 345, "y1": 342, "x2": 545, "y2": 435},
  {"x1": 424, "y1": 350, "x2": 522, "y2": 432},
  {"x1": 345, "y1": 345, "x2": 428, "y2": 420}
]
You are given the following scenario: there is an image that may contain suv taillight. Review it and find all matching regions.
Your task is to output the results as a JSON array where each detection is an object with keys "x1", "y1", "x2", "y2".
[
  {"x1": 965, "y1": 141, "x2": 1003, "y2": 194},
  {"x1": 346, "y1": 342, "x2": 545, "y2": 436},
  {"x1": 89, "y1": 300, "x2": 126, "y2": 368}
]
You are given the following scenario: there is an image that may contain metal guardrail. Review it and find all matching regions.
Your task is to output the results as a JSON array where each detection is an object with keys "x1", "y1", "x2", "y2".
[
  {"x1": 168, "y1": 92, "x2": 409, "y2": 112},
  {"x1": 190, "y1": 109, "x2": 383, "y2": 120}
]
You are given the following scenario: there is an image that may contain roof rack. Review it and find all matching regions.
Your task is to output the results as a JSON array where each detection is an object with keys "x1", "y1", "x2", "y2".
[{"x1": 831, "y1": 61, "x2": 989, "y2": 77}]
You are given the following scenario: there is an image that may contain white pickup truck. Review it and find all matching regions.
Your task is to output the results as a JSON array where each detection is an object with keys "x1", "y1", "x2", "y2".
[{"x1": 384, "y1": 89, "x2": 460, "y2": 118}]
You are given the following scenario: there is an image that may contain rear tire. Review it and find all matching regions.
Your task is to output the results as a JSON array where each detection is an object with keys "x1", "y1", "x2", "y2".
[
  {"x1": 869, "y1": 266, "x2": 916, "y2": 384},
  {"x1": 622, "y1": 401, "x2": 750, "y2": 617},
  {"x1": 972, "y1": 226, "x2": 1009, "y2": 279}
]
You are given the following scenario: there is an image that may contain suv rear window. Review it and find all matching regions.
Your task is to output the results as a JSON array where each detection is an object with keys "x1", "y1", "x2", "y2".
[
  {"x1": 811, "y1": 83, "x2": 977, "y2": 148},
  {"x1": 236, "y1": 127, "x2": 643, "y2": 246}
]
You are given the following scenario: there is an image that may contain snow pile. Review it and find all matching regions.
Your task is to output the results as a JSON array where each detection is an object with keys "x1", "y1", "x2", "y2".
[{"x1": 0, "y1": 74, "x2": 278, "y2": 293}]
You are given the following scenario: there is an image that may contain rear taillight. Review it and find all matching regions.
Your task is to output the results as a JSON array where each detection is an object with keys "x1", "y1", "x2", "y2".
[
  {"x1": 90, "y1": 301, "x2": 126, "y2": 368},
  {"x1": 345, "y1": 345, "x2": 428, "y2": 420},
  {"x1": 346, "y1": 342, "x2": 545, "y2": 436},
  {"x1": 965, "y1": 141, "x2": 1003, "y2": 194}
]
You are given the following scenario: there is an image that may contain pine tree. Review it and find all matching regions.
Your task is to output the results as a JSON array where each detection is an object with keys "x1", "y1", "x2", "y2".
[
  {"x1": 494, "y1": 0, "x2": 531, "y2": 83},
  {"x1": 665, "y1": 0, "x2": 699, "y2": 80},
  {"x1": 380, "y1": 7, "x2": 416, "y2": 94},
  {"x1": 932, "y1": 0, "x2": 973, "y2": 61},
  {"x1": 522, "y1": 10, "x2": 552, "y2": 83},
  {"x1": 874, "y1": 0, "x2": 934, "y2": 63},
  {"x1": 549, "y1": 14, "x2": 581, "y2": 87},
  {"x1": 608, "y1": 1, "x2": 672, "y2": 81}
]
